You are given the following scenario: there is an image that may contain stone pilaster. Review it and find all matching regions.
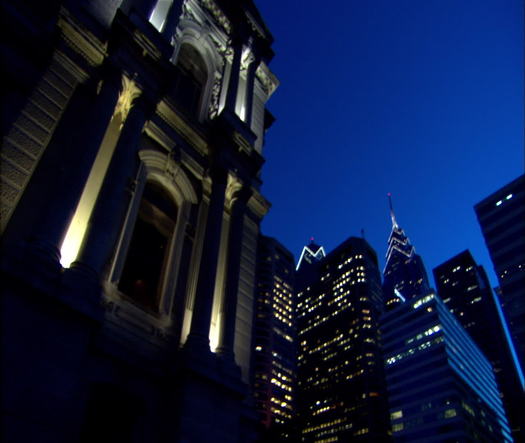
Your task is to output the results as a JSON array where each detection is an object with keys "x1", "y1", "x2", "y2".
[
  {"x1": 244, "y1": 55, "x2": 259, "y2": 128},
  {"x1": 216, "y1": 185, "x2": 252, "y2": 361},
  {"x1": 27, "y1": 67, "x2": 122, "y2": 269},
  {"x1": 224, "y1": 37, "x2": 243, "y2": 115},
  {"x1": 185, "y1": 167, "x2": 228, "y2": 352},
  {"x1": 68, "y1": 92, "x2": 157, "y2": 281}
]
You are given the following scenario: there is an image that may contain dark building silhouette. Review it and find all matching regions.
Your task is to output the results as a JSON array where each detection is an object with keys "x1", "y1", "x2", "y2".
[
  {"x1": 251, "y1": 235, "x2": 297, "y2": 440},
  {"x1": 0, "y1": 0, "x2": 278, "y2": 441},
  {"x1": 474, "y1": 174, "x2": 525, "y2": 377},
  {"x1": 382, "y1": 194, "x2": 431, "y2": 310},
  {"x1": 433, "y1": 250, "x2": 524, "y2": 441},
  {"x1": 382, "y1": 292, "x2": 513, "y2": 442},
  {"x1": 295, "y1": 237, "x2": 390, "y2": 442}
]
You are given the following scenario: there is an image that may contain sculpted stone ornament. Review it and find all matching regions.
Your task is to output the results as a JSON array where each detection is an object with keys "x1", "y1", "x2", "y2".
[
  {"x1": 114, "y1": 75, "x2": 141, "y2": 127},
  {"x1": 164, "y1": 149, "x2": 181, "y2": 182},
  {"x1": 208, "y1": 71, "x2": 223, "y2": 119},
  {"x1": 256, "y1": 63, "x2": 278, "y2": 97},
  {"x1": 225, "y1": 174, "x2": 243, "y2": 212},
  {"x1": 199, "y1": 0, "x2": 231, "y2": 35},
  {"x1": 241, "y1": 46, "x2": 255, "y2": 73}
]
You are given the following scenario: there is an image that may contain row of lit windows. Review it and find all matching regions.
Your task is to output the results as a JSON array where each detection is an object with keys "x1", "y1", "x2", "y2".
[
  {"x1": 272, "y1": 299, "x2": 292, "y2": 315},
  {"x1": 345, "y1": 368, "x2": 365, "y2": 380},
  {"x1": 273, "y1": 310, "x2": 292, "y2": 327},
  {"x1": 337, "y1": 254, "x2": 364, "y2": 270},
  {"x1": 302, "y1": 417, "x2": 348, "y2": 434},
  {"x1": 272, "y1": 368, "x2": 293, "y2": 384},
  {"x1": 405, "y1": 324, "x2": 441, "y2": 345},
  {"x1": 386, "y1": 335, "x2": 444, "y2": 366},
  {"x1": 270, "y1": 377, "x2": 292, "y2": 392},
  {"x1": 272, "y1": 359, "x2": 294, "y2": 376},
  {"x1": 270, "y1": 405, "x2": 292, "y2": 419},
  {"x1": 272, "y1": 327, "x2": 293, "y2": 343},
  {"x1": 270, "y1": 396, "x2": 292, "y2": 411},
  {"x1": 412, "y1": 293, "x2": 435, "y2": 309},
  {"x1": 272, "y1": 286, "x2": 293, "y2": 304}
]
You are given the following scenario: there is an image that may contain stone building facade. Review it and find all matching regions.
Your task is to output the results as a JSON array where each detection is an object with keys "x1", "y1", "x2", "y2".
[{"x1": 0, "y1": 0, "x2": 277, "y2": 441}]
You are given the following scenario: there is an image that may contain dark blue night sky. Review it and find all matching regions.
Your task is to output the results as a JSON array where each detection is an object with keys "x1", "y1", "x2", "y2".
[{"x1": 255, "y1": 0, "x2": 524, "y2": 289}]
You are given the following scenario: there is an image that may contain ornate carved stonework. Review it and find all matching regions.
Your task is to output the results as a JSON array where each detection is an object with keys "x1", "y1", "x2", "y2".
[
  {"x1": 181, "y1": 1, "x2": 201, "y2": 26},
  {"x1": 114, "y1": 75, "x2": 141, "y2": 125},
  {"x1": 199, "y1": 0, "x2": 231, "y2": 35},
  {"x1": 225, "y1": 174, "x2": 243, "y2": 211},
  {"x1": 241, "y1": 43, "x2": 255, "y2": 73},
  {"x1": 256, "y1": 63, "x2": 279, "y2": 97},
  {"x1": 208, "y1": 70, "x2": 223, "y2": 119},
  {"x1": 164, "y1": 150, "x2": 181, "y2": 182}
]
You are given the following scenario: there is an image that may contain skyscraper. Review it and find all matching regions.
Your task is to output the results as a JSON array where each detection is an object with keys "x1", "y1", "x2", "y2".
[
  {"x1": 296, "y1": 238, "x2": 326, "y2": 272},
  {"x1": 433, "y1": 250, "x2": 524, "y2": 440},
  {"x1": 0, "y1": 0, "x2": 278, "y2": 441},
  {"x1": 252, "y1": 235, "x2": 297, "y2": 440},
  {"x1": 382, "y1": 194, "x2": 431, "y2": 310},
  {"x1": 474, "y1": 174, "x2": 525, "y2": 376},
  {"x1": 382, "y1": 292, "x2": 513, "y2": 442},
  {"x1": 296, "y1": 237, "x2": 390, "y2": 442}
]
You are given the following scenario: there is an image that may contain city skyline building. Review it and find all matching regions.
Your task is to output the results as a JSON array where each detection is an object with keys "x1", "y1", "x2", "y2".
[
  {"x1": 251, "y1": 235, "x2": 297, "y2": 440},
  {"x1": 295, "y1": 237, "x2": 390, "y2": 442},
  {"x1": 0, "y1": 0, "x2": 278, "y2": 441},
  {"x1": 433, "y1": 250, "x2": 524, "y2": 441},
  {"x1": 474, "y1": 174, "x2": 525, "y2": 377},
  {"x1": 382, "y1": 194, "x2": 431, "y2": 310},
  {"x1": 382, "y1": 292, "x2": 513, "y2": 442},
  {"x1": 296, "y1": 238, "x2": 326, "y2": 272}
]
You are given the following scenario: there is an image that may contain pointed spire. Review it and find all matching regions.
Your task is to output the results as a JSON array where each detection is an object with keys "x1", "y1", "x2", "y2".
[{"x1": 387, "y1": 193, "x2": 398, "y2": 228}]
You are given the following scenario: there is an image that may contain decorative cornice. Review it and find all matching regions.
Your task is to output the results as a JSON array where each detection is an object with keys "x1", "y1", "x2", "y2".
[
  {"x1": 57, "y1": 8, "x2": 107, "y2": 68},
  {"x1": 199, "y1": 0, "x2": 232, "y2": 35},
  {"x1": 233, "y1": 131, "x2": 252, "y2": 154},
  {"x1": 245, "y1": 11, "x2": 267, "y2": 40},
  {"x1": 157, "y1": 99, "x2": 209, "y2": 156},
  {"x1": 247, "y1": 190, "x2": 270, "y2": 220},
  {"x1": 255, "y1": 62, "x2": 278, "y2": 97}
]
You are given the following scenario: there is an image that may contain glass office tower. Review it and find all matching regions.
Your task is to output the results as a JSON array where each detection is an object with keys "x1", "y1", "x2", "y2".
[{"x1": 382, "y1": 292, "x2": 512, "y2": 442}]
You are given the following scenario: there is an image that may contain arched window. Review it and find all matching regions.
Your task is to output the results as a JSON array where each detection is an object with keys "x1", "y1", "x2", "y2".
[
  {"x1": 118, "y1": 180, "x2": 178, "y2": 312},
  {"x1": 173, "y1": 43, "x2": 207, "y2": 117}
]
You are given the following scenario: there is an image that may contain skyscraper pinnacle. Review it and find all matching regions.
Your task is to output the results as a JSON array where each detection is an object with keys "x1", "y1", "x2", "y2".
[
  {"x1": 382, "y1": 194, "x2": 431, "y2": 310},
  {"x1": 387, "y1": 193, "x2": 398, "y2": 228}
]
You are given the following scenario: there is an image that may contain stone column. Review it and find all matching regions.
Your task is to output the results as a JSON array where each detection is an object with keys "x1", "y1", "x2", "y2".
[
  {"x1": 216, "y1": 186, "x2": 252, "y2": 361},
  {"x1": 69, "y1": 93, "x2": 157, "y2": 280},
  {"x1": 185, "y1": 167, "x2": 228, "y2": 351},
  {"x1": 161, "y1": 0, "x2": 184, "y2": 40},
  {"x1": 224, "y1": 38, "x2": 243, "y2": 114},
  {"x1": 243, "y1": 55, "x2": 259, "y2": 128},
  {"x1": 28, "y1": 68, "x2": 121, "y2": 267}
]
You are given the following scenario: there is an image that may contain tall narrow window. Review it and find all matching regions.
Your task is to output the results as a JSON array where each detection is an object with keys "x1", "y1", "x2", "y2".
[
  {"x1": 118, "y1": 181, "x2": 177, "y2": 311},
  {"x1": 173, "y1": 44, "x2": 207, "y2": 117}
]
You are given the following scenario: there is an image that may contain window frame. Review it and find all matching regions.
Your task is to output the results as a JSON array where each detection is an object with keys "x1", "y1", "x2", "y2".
[{"x1": 106, "y1": 149, "x2": 198, "y2": 320}]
